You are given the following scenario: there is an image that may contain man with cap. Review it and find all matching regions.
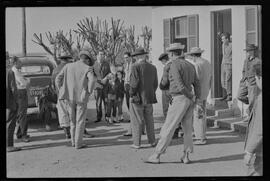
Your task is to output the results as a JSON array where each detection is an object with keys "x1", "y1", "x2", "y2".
[
  {"x1": 129, "y1": 47, "x2": 158, "y2": 149},
  {"x1": 185, "y1": 47, "x2": 212, "y2": 145},
  {"x1": 220, "y1": 32, "x2": 232, "y2": 101},
  {"x1": 146, "y1": 43, "x2": 200, "y2": 164},
  {"x1": 55, "y1": 50, "x2": 96, "y2": 149},
  {"x1": 237, "y1": 44, "x2": 261, "y2": 117},
  {"x1": 158, "y1": 52, "x2": 181, "y2": 139}
]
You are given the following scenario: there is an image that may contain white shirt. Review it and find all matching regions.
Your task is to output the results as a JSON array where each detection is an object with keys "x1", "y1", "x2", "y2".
[{"x1": 11, "y1": 66, "x2": 30, "y2": 89}]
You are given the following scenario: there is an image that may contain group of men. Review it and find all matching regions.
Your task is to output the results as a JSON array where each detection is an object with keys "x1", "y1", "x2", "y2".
[{"x1": 6, "y1": 38, "x2": 262, "y2": 176}]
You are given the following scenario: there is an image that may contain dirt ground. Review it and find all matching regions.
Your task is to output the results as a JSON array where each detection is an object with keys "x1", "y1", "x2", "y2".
[{"x1": 6, "y1": 97, "x2": 247, "y2": 178}]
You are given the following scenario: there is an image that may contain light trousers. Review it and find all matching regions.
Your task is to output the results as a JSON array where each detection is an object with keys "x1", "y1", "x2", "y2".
[
  {"x1": 66, "y1": 101, "x2": 87, "y2": 148},
  {"x1": 193, "y1": 100, "x2": 207, "y2": 140},
  {"x1": 154, "y1": 95, "x2": 194, "y2": 155},
  {"x1": 57, "y1": 99, "x2": 70, "y2": 128},
  {"x1": 130, "y1": 102, "x2": 155, "y2": 146}
]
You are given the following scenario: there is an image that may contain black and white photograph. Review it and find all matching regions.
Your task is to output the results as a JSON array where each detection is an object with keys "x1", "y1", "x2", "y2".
[{"x1": 4, "y1": 2, "x2": 263, "y2": 178}]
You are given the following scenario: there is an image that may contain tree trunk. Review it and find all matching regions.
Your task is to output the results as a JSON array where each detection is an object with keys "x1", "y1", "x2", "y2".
[{"x1": 22, "y1": 8, "x2": 27, "y2": 56}]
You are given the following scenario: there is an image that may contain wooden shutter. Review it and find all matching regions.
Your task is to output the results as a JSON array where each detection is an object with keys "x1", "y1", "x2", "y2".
[
  {"x1": 245, "y1": 6, "x2": 258, "y2": 45},
  {"x1": 163, "y1": 18, "x2": 172, "y2": 52},
  {"x1": 187, "y1": 14, "x2": 199, "y2": 52}
]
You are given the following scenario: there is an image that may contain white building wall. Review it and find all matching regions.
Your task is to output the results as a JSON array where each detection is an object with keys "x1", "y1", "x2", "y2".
[{"x1": 152, "y1": 6, "x2": 249, "y2": 112}]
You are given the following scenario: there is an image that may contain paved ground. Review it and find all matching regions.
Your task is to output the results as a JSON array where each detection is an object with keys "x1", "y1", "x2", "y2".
[{"x1": 6, "y1": 97, "x2": 247, "y2": 177}]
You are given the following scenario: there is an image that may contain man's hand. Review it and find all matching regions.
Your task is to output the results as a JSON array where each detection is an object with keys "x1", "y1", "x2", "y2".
[{"x1": 243, "y1": 152, "x2": 255, "y2": 166}]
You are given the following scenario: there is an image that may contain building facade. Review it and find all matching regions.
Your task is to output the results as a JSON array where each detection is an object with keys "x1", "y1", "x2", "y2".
[{"x1": 151, "y1": 5, "x2": 261, "y2": 113}]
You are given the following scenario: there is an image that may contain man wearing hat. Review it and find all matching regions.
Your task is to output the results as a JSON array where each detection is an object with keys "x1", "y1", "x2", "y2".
[
  {"x1": 146, "y1": 43, "x2": 200, "y2": 164},
  {"x1": 185, "y1": 47, "x2": 212, "y2": 145},
  {"x1": 129, "y1": 47, "x2": 158, "y2": 149},
  {"x1": 158, "y1": 52, "x2": 181, "y2": 139},
  {"x1": 220, "y1": 32, "x2": 232, "y2": 101},
  {"x1": 55, "y1": 50, "x2": 96, "y2": 149},
  {"x1": 237, "y1": 44, "x2": 261, "y2": 117}
]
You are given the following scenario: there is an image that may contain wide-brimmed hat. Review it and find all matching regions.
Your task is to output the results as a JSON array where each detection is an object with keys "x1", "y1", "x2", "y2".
[
  {"x1": 158, "y1": 53, "x2": 168, "y2": 61},
  {"x1": 166, "y1": 43, "x2": 185, "y2": 52},
  {"x1": 185, "y1": 47, "x2": 204, "y2": 55},
  {"x1": 58, "y1": 55, "x2": 73, "y2": 62},
  {"x1": 79, "y1": 50, "x2": 92, "y2": 60},
  {"x1": 244, "y1": 44, "x2": 258, "y2": 51},
  {"x1": 131, "y1": 47, "x2": 148, "y2": 57}
]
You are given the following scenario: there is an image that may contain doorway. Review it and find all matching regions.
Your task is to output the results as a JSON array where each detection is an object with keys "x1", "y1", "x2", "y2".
[{"x1": 210, "y1": 9, "x2": 232, "y2": 98}]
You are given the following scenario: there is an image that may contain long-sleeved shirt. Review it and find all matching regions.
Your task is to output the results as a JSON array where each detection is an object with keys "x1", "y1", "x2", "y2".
[
  {"x1": 93, "y1": 60, "x2": 111, "y2": 89},
  {"x1": 55, "y1": 60, "x2": 96, "y2": 104},
  {"x1": 11, "y1": 66, "x2": 30, "y2": 89},
  {"x1": 222, "y1": 42, "x2": 232, "y2": 64},
  {"x1": 169, "y1": 57, "x2": 201, "y2": 99},
  {"x1": 241, "y1": 56, "x2": 261, "y2": 85},
  {"x1": 124, "y1": 58, "x2": 136, "y2": 85},
  {"x1": 6, "y1": 69, "x2": 18, "y2": 110}
]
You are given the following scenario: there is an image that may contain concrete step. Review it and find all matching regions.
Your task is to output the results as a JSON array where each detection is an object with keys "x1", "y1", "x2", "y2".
[{"x1": 207, "y1": 115, "x2": 248, "y2": 134}]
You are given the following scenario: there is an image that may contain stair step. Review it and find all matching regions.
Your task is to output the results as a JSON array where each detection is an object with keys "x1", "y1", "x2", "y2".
[
  {"x1": 233, "y1": 122, "x2": 248, "y2": 134},
  {"x1": 215, "y1": 117, "x2": 243, "y2": 130}
]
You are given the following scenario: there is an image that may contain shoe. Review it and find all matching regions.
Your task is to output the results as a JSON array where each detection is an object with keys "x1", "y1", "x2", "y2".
[
  {"x1": 76, "y1": 144, "x2": 87, "y2": 149},
  {"x1": 21, "y1": 136, "x2": 30, "y2": 143},
  {"x1": 83, "y1": 130, "x2": 95, "y2": 138},
  {"x1": 144, "y1": 154, "x2": 160, "y2": 164},
  {"x1": 193, "y1": 139, "x2": 207, "y2": 145},
  {"x1": 108, "y1": 117, "x2": 114, "y2": 124},
  {"x1": 17, "y1": 134, "x2": 30, "y2": 139},
  {"x1": 7, "y1": 146, "x2": 21, "y2": 152},
  {"x1": 63, "y1": 127, "x2": 71, "y2": 139},
  {"x1": 94, "y1": 119, "x2": 102, "y2": 123},
  {"x1": 130, "y1": 144, "x2": 141, "y2": 149},
  {"x1": 113, "y1": 117, "x2": 120, "y2": 123},
  {"x1": 180, "y1": 154, "x2": 191, "y2": 164},
  {"x1": 150, "y1": 142, "x2": 157, "y2": 147},
  {"x1": 123, "y1": 132, "x2": 132, "y2": 136}
]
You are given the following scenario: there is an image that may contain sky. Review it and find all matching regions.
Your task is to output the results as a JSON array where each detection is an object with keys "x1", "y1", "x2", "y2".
[{"x1": 5, "y1": 7, "x2": 152, "y2": 54}]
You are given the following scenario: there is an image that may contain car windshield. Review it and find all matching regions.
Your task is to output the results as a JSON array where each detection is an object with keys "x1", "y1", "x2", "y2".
[{"x1": 20, "y1": 65, "x2": 50, "y2": 76}]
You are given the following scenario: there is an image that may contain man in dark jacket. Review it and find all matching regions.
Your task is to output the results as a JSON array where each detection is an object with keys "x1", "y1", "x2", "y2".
[
  {"x1": 146, "y1": 43, "x2": 200, "y2": 164},
  {"x1": 129, "y1": 47, "x2": 158, "y2": 149},
  {"x1": 6, "y1": 59, "x2": 21, "y2": 152},
  {"x1": 93, "y1": 50, "x2": 111, "y2": 123},
  {"x1": 237, "y1": 44, "x2": 261, "y2": 117}
]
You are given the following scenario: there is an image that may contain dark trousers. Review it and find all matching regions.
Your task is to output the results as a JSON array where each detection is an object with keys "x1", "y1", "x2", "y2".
[
  {"x1": 94, "y1": 88, "x2": 108, "y2": 120},
  {"x1": 124, "y1": 84, "x2": 130, "y2": 110},
  {"x1": 221, "y1": 63, "x2": 232, "y2": 97},
  {"x1": 16, "y1": 89, "x2": 28, "y2": 138},
  {"x1": 107, "y1": 99, "x2": 117, "y2": 117},
  {"x1": 6, "y1": 107, "x2": 18, "y2": 147}
]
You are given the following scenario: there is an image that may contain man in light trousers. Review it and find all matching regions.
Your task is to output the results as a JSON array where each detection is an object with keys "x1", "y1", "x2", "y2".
[
  {"x1": 146, "y1": 43, "x2": 200, "y2": 164},
  {"x1": 129, "y1": 48, "x2": 158, "y2": 149},
  {"x1": 185, "y1": 47, "x2": 212, "y2": 145},
  {"x1": 55, "y1": 50, "x2": 96, "y2": 149}
]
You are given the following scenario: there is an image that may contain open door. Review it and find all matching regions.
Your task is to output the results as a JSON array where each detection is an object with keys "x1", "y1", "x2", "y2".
[{"x1": 211, "y1": 9, "x2": 232, "y2": 98}]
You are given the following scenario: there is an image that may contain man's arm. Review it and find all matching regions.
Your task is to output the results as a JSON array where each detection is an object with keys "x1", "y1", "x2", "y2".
[
  {"x1": 153, "y1": 66, "x2": 158, "y2": 91},
  {"x1": 87, "y1": 70, "x2": 97, "y2": 95},
  {"x1": 55, "y1": 65, "x2": 66, "y2": 90},
  {"x1": 159, "y1": 64, "x2": 170, "y2": 90},
  {"x1": 129, "y1": 64, "x2": 139, "y2": 96}
]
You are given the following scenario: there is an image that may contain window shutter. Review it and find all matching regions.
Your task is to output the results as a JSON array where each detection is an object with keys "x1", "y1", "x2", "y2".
[
  {"x1": 187, "y1": 14, "x2": 199, "y2": 52},
  {"x1": 163, "y1": 18, "x2": 172, "y2": 52},
  {"x1": 245, "y1": 6, "x2": 258, "y2": 45}
]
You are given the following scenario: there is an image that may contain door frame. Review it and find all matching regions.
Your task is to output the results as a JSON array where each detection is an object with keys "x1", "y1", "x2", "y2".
[{"x1": 210, "y1": 8, "x2": 232, "y2": 98}]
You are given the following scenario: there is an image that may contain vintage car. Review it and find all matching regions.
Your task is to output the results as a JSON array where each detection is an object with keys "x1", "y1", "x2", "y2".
[{"x1": 18, "y1": 56, "x2": 56, "y2": 107}]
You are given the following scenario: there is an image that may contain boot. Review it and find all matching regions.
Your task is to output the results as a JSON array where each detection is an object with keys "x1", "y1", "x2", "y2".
[{"x1": 63, "y1": 127, "x2": 71, "y2": 139}]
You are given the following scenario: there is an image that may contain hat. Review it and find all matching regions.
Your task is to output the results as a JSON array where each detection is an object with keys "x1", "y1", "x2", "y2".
[
  {"x1": 131, "y1": 47, "x2": 148, "y2": 57},
  {"x1": 58, "y1": 55, "x2": 73, "y2": 62},
  {"x1": 166, "y1": 43, "x2": 185, "y2": 52},
  {"x1": 244, "y1": 44, "x2": 258, "y2": 51},
  {"x1": 185, "y1": 47, "x2": 204, "y2": 55},
  {"x1": 158, "y1": 53, "x2": 168, "y2": 61},
  {"x1": 79, "y1": 50, "x2": 92, "y2": 60}
]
